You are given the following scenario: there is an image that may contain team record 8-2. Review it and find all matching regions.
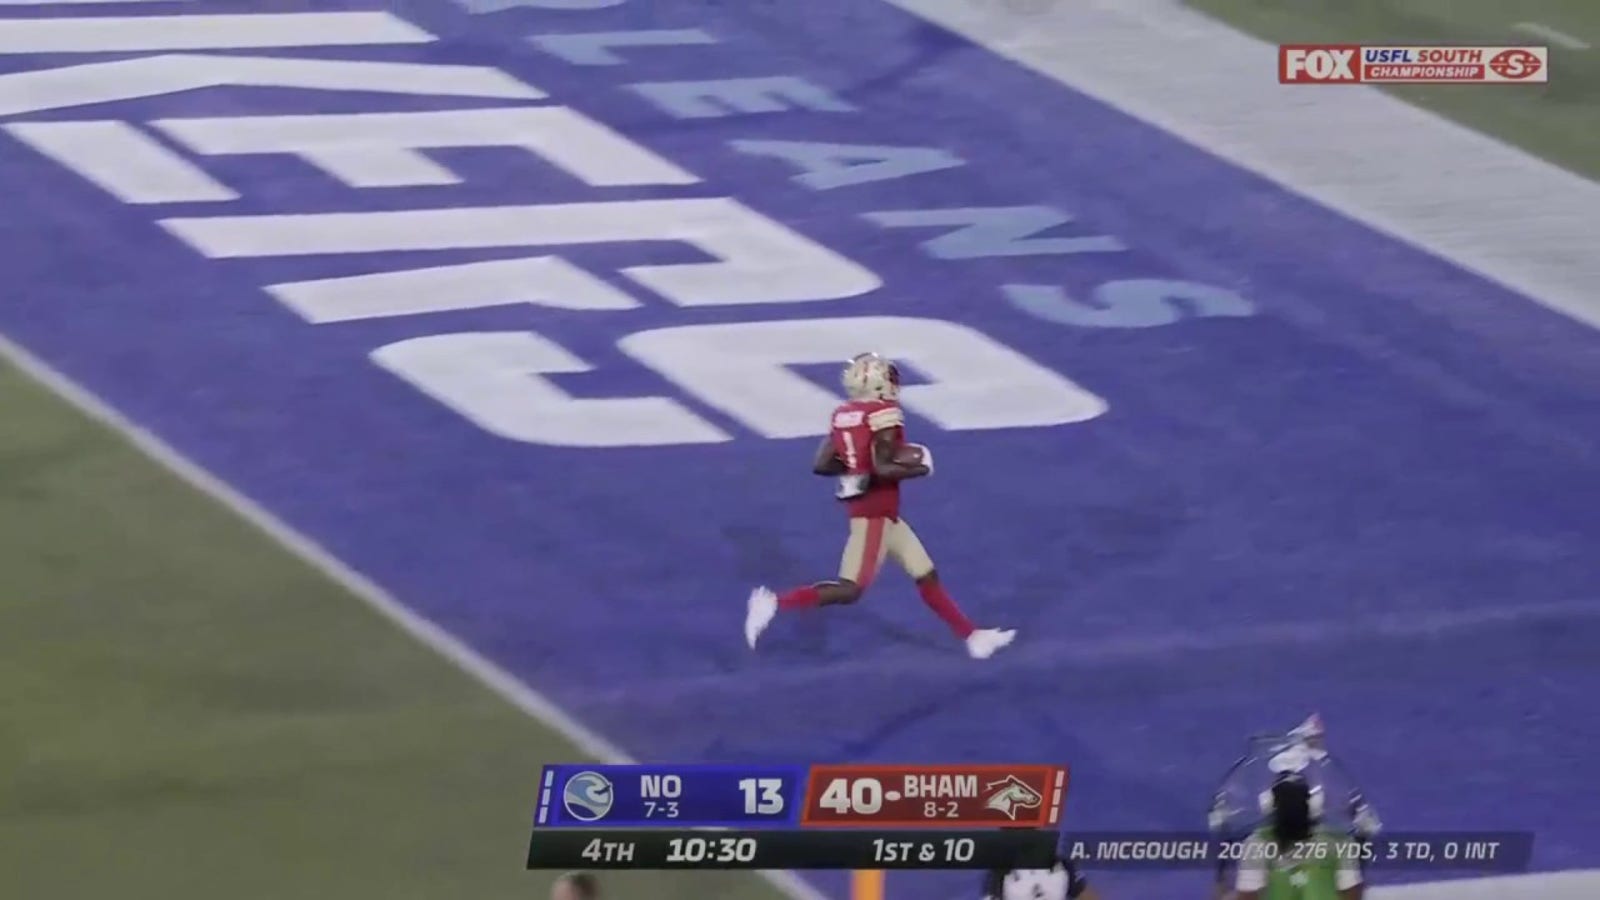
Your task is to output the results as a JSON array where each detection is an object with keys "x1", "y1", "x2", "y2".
[{"x1": 526, "y1": 763, "x2": 1068, "y2": 869}]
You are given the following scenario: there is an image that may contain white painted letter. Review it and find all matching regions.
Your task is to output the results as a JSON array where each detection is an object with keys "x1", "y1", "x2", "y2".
[
  {"x1": 629, "y1": 76, "x2": 854, "y2": 119},
  {"x1": 0, "y1": 12, "x2": 432, "y2": 54},
  {"x1": 161, "y1": 198, "x2": 880, "y2": 306},
  {"x1": 530, "y1": 29, "x2": 717, "y2": 66},
  {"x1": 0, "y1": 54, "x2": 542, "y2": 117},
  {"x1": 864, "y1": 206, "x2": 1126, "y2": 258},
  {"x1": 728, "y1": 140, "x2": 963, "y2": 191},
  {"x1": 154, "y1": 107, "x2": 697, "y2": 189},
  {"x1": 371, "y1": 331, "x2": 729, "y2": 447},
  {"x1": 619, "y1": 316, "x2": 1105, "y2": 438},
  {"x1": 5, "y1": 120, "x2": 236, "y2": 204},
  {"x1": 268, "y1": 257, "x2": 638, "y2": 323},
  {"x1": 1005, "y1": 279, "x2": 1255, "y2": 328}
]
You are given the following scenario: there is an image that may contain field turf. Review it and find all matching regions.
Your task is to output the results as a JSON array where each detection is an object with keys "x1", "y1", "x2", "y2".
[
  {"x1": 0, "y1": 356, "x2": 782, "y2": 900},
  {"x1": 1187, "y1": 0, "x2": 1600, "y2": 180}
]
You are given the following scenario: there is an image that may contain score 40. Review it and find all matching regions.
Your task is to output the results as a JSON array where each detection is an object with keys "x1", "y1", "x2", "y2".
[{"x1": 739, "y1": 777, "x2": 961, "y2": 819}]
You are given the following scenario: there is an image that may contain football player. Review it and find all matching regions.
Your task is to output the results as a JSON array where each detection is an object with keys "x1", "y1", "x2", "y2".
[
  {"x1": 744, "y1": 353, "x2": 1017, "y2": 659},
  {"x1": 1230, "y1": 774, "x2": 1364, "y2": 900}
]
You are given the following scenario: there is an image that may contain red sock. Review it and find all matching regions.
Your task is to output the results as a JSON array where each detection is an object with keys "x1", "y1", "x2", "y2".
[
  {"x1": 917, "y1": 581, "x2": 975, "y2": 639},
  {"x1": 778, "y1": 585, "x2": 822, "y2": 610}
]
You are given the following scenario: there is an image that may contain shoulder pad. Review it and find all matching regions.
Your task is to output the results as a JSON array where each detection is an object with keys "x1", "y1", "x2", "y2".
[{"x1": 866, "y1": 405, "x2": 904, "y2": 431}]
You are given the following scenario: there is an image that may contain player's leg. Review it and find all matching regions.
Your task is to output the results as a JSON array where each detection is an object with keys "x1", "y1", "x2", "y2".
[
  {"x1": 883, "y1": 520, "x2": 973, "y2": 638},
  {"x1": 745, "y1": 518, "x2": 887, "y2": 648},
  {"x1": 887, "y1": 520, "x2": 1016, "y2": 658},
  {"x1": 820, "y1": 516, "x2": 890, "y2": 605}
]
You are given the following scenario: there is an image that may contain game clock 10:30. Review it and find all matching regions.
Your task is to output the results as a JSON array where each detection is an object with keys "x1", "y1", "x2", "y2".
[{"x1": 664, "y1": 835, "x2": 759, "y2": 864}]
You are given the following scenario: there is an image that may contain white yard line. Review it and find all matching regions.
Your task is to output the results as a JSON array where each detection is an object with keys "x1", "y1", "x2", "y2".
[
  {"x1": 885, "y1": 0, "x2": 1600, "y2": 333},
  {"x1": 1515, "y1": 21, "x2": 1591, "y2": 50},
  {"x1": 0, "y1": 331, "x2": 830, "y2": 900}
]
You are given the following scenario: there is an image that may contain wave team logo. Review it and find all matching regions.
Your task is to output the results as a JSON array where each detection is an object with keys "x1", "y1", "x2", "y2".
[
  {"x1": 562, "y1": 771, "x2": 615, "y2": 822},
  {"x1": 1279, "y1": 45, "x2": 1549, "y2": 84}
]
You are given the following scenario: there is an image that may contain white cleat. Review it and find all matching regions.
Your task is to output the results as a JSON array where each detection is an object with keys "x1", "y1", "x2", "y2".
[
  {"x1": 966, "y1": 627, "x2": 1016, "y2": 659},
  {"x1": 745, "y1": 586, "x2": 778, "y2": 649}
]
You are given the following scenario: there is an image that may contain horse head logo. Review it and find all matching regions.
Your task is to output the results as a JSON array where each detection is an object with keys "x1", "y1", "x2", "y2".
[{"x1": 983, "y1": 775, "x2": 1044, "y2": 820}]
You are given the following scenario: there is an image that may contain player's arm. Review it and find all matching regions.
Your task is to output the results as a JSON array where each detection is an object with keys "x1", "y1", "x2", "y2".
[
  {"x1": 863, "y1": 406, "x2": 926, "y2": 481},
  {"x1": 871, "y1": 429, "x2": 927, "y2": 481},
  {"x1": 812, "y1": 436, "x2": 846, "y2": 475}
]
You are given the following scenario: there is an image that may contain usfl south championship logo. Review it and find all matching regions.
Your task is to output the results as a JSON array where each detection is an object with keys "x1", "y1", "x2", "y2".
[{"x1": 1279, "y1": 45, "x2": 1548, "y2": 84}]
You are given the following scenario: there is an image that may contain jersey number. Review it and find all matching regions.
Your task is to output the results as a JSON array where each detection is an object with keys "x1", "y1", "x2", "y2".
[{"x1": 374, "y1": 316, "x2": 1105, "y2": 447}]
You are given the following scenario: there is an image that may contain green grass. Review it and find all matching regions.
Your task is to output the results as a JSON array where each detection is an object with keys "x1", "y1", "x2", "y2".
[
  {"x1": 0, "y1": 358, "x2": 782, "y2": 900},
  {"x1": 1187, "y1": 0, "x2": 1600, "y2": 181}
]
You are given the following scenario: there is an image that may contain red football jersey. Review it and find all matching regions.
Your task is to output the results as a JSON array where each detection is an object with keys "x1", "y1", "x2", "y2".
[{"x1": 828, "y1": 398, "x2": 905, "y2": 519}]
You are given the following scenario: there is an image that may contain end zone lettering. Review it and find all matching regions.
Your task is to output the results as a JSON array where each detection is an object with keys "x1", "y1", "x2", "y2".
[{"x1": 1278, "y1": 45, "x2": 1360, "y2": 84}]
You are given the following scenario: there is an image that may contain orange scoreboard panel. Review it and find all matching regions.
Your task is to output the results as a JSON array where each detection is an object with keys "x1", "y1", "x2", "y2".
[{"x1": 799, "y1": 764, "x2": 1068, "y2": 828}]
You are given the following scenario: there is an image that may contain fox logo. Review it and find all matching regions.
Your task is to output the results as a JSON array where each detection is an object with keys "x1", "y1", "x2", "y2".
[
  {"x1": 1279, "y1": 46, "x2": 1360, "y2": 83},
  {"x1": 983, "y1": 776, "x2": 1044, "y2": 820}
]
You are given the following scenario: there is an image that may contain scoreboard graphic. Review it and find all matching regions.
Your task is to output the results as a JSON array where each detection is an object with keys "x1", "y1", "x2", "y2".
[
  {"x1": 528, "y1": 762, "x2": 1069, "y2": 870},
  {"x1": 526, "y1": 762, "x2": 1534, "y2": 873}
]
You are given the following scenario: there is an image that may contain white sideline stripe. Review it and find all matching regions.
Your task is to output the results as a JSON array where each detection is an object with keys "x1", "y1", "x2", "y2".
[
  {"x1": 0, "y1": 13, "x2": 434, "y2": 54},
  {"x1": 1514, "y1": 22, "x2": 1591, "y2": 51},
  {"x1": 883, "y1": 0, "x2": 1600, "y2": 332},
  {"x1": 0, "y1": 332, "x2": 827, "y2": 900},
  {"x1": 1371, "y1": 869, "x2": 1600, "y2": 898}
]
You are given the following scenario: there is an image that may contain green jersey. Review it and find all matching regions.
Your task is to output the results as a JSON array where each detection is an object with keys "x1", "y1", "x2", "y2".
[{"x1": 1234, "y1": 828, "x2": 1362, "y2": 899}]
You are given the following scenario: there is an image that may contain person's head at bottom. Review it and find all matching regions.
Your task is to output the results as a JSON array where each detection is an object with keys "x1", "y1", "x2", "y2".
[
  {"x1": 1267, "y1": 776, "x2": 1315, "y2": 849},
  {"x1": 984, "y1": 860, "x2": 1099, "y2": 900},
  {"x1": 551, "y1": 871, "x2": 601, "y2": 900}
]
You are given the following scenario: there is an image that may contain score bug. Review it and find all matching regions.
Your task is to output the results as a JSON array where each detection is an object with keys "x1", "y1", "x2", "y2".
[
  {"x1": 800, "y1": 764, "x2": 1067, "y2": 828},
  {"x1": 536, "y1": 764, "x2": 802, "y2": 828}
]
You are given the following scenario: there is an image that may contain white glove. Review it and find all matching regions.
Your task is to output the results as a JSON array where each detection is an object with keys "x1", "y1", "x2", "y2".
[
  {"x1": 909, "y1": 443, "x2": 933, "y2": 475},
  {"x1": 835, "y1": 473, "x2": 869, "y2": 500}
]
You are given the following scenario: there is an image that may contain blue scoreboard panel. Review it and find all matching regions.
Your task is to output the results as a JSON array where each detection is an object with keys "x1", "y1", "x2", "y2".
[{"x1": 535, "y1": 763, "x2": 806, "y2": 829}]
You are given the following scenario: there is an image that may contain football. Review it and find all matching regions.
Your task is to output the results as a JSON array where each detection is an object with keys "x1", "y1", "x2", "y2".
[{"x1": 894, "y1": 444, "x2": 925, "y2": 466}]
